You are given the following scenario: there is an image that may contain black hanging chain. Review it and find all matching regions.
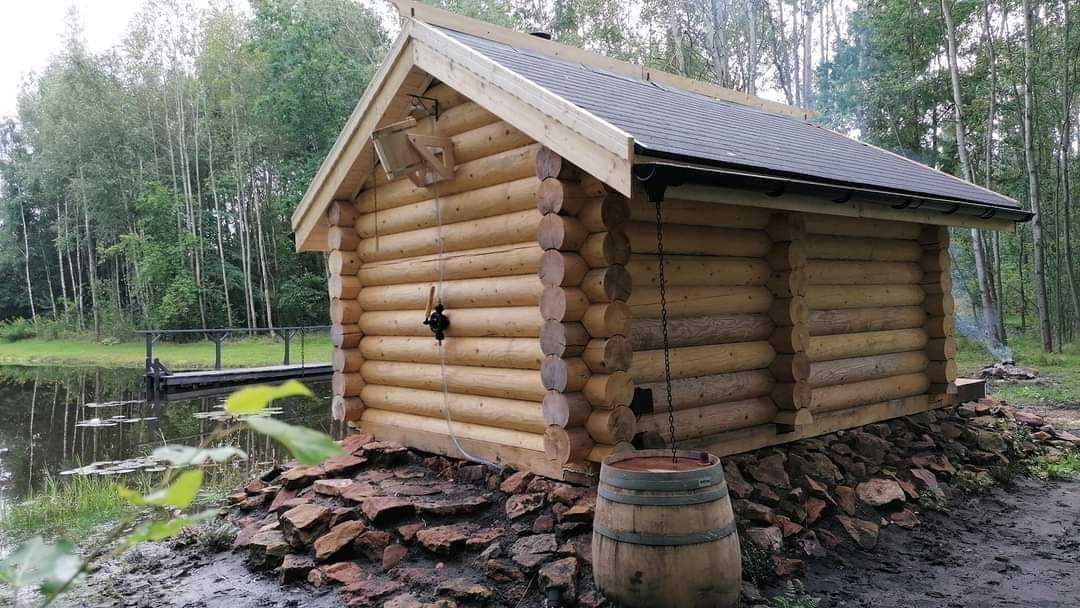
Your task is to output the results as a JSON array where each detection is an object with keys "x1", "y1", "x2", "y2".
[{"x1": 653, "y1": 200, "x2": 677, "y2": 464}]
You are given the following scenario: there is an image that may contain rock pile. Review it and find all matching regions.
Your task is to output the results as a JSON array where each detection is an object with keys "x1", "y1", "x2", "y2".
[
  {"x1": 230, "y1": 431, "x2": 603, "y2": 607},
  {"x1": 226, "y1": 398, "x2": 1077, "y2": 607}
]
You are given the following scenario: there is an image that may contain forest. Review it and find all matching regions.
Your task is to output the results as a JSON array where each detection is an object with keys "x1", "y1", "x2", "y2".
[{"x1": 0, "y1": 0, "x2": 1077, "y2": 356}]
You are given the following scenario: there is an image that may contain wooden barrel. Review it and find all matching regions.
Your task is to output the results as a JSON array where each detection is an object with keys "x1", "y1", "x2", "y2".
[{"x1": 592, "y1": 449, "x2": 741, "y2": 608}]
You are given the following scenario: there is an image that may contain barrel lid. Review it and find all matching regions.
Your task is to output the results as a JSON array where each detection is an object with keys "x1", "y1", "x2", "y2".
[{"x1": 600, "y1": 449, "x2": 725, "y2": 491}]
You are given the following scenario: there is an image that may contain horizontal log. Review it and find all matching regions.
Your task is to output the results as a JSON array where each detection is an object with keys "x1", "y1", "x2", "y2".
[
  {"x1": 357, "y1": 243, "x2": 542, "y2": 286},
  {"x1": 805, "y1": 234, "x2": 922, "y2": 262},
  {"x1": 630, "y1": 341, "x2": 775, "y2": 383},
  {"x1": 331, "y1": 324, "x2": 363, "y2": 348},
  {"x1": 536, "y1": 178, "x2": 607, "y2": 215},
  {"x1": 540, "y1": 321, "x2": 589, "y2": 357},
  {"x1": 771, "y1": 382, "x2": 813, "y2": 410},
  {"x1": 330, "y1": 299, "x2": 363, "y2": 324},
  {"x1": 333, "y1": 348, "x2": 362, "y2": 373},
  {"x1": 582, "y1": 336, "x2": 633, "y2": 373},
  {"x1": 766, "y1": 242, "x2": 807, "y2": 271},
  {"x1": 535, "y1": 146, "x2": 578, "y2": 180},
  {"x1": 328, "y1": 251, "x2": 361, "y2": 276},
  {"x1": 361, "y1": 384, "x2": 547, "y2": 433},
  {"x1": 333, "y1": 371, "x2": 365, "y2": 397},
  {"x1": 804, "y1": 214, "x2": 924, "y2": 240},
  {"x1": 635, "y1": 369, "x2": 773, "y2": 413},
  {"x1": 578, "y1": 194, "x2": 629, "y2": 232},
  {"x1": 765, "y1": 271, "x2": 807, "y2": 299},
  {"x1": 329, "y1": 275, "x2": 361, "y2": 300},
  {"x1": 808, "y1": 329, "x2": 929, "y2": 362},
  {"x1": 538, "y1": 251, "x2": 588, "y2": 287},
  {"x1": 920, "y1": 250, "x2": 949, "y2": 272},
  {"x1": 328, "y1": 226, "x2": 358, "y2": 251},
  {"x1": 359, "y1": 307, "x2": 542, "y2": 338},
  {"x1": 924, "y1": 315, "x2": 955, "y2": 338},
  {"x1": 328, "y1": 201, "x2": 358, "y2": 227},
  {"x1": 629, "y1": 286, "x2": 773, "y2": 318},
  {"x1": 810, "y1": 373, "x2": 930, "y2": 413},
  {"x1": 629, "y1": 314, "x2": 773, "y2": 351},
  {"x1": 774, "y1": 408, "x2": 814, "y2": 428},
  {"x1": 582, "y1": 302, "x2": 631, "y2": 337},
  {"x1": 809, "y1": 306, "x2": 927, "y2": 336},
  {"x1": 542, "y1": 391, "x2": 592, "y2": 428},
  {"x1": 355, "y1": 177, "x2": 539, "y2": 238},
  {"x1": 361, "y1": 360, "x2": 546, "y2": 401},
  {"x1": 357, "y1": 209, "x2": 541, "y2": 262},
  {"x1": 540, "y1": 356, "x2": 591, "y2": 392},
  {"x1": 331, "y1": 396, "x2": 364, "y2": 422},
  {"x1": 362, "y1": 409, "x2": 545, "y2": 452},
  {"x1": 636, "y1": 397, "x2": 777, "y2": 441},
  {"x1": 806, "y1": 284, "x2": 925, "y2": 310},
  {"x1": 580, "y1": 231, "x2": 630, "y2": 267},
  {"x1": 809, "y1": 351, "x2": 930, "y2": 387},
  {"x1": 626, "y1": 221, "x2": 772, "y2": 257},
  {"x1": 627, "y1": 254, "x2": 770, "y2": 288},
  {"x1": 540, "y1": 287, "x2": 590, "y2": 321},
  {"x1": 584, "y1": 371, "x2": 634, "y2": 408},
  {"x1": 927, "y1": 360, "x2": 958, "y2": 383},
  {"x1": 806, "y1": 261, "x2": 923, "y2": 285},
  {"x1": 358, "y1": 275, "x2": 542, "y2": 310},
  {"x1": 926, "y1": 337, "x2": 957, "y2": 360},
  {"x1": 538, "y1": 214, "x2": 588, "y2": 251},
  {"x1": 769, "y1": 297, "x2": 807, "y2": 326},
  {"x1": 581, "y1": 266, "x2": 632, "y2": 302},
  {"x1": 586, "y1": 407, "x2": 636, "y2": 444},
  {"x1": 545, "y1": 427, "x2": 593, "y2": 464},
  {"x1": 359, "y1": 336, "x2": 544, "y2": 369},
  {"x1": 924, "y1": 294, "x2": 955, "y2": 317},
  {"x1": 770, "y1": 325, "x2": 809, "y2": 353},
  {"x1": 358, "y1": 143, "x2": 541, "y2": 213},
  {"x1": 770, "y1": 354, "x2": 811, "y2": 383},
  {"x1": 628, "y1": 197, "x2": 772, "y2": 230}
]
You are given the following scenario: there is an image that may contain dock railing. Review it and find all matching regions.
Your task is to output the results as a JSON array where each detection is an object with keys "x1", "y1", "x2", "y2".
[{"x1": 136, "y1": 326, "x2": 330, "y2": 376}]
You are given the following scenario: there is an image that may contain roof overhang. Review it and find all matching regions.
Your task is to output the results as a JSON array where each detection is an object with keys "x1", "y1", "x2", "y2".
[{"x1": 633, "y1": 155, "x2": 1031, "y2": 232}]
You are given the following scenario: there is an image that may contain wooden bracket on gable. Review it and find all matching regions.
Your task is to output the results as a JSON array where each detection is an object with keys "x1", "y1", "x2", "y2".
[{"x1": 371, "y1": 117, "x2": 456, "y2": 188}]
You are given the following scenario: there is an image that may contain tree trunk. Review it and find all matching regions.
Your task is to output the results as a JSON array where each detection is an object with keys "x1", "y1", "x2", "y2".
[
  {"x1": 1021, "y1": 0, "x2": 1054, "y2": 352},
  {"x1": 801, "y1": 0, "x2": 813, "y2": 108},
  {"x1": 19, "y1": 199, "x2": 36, "y2": 318},
  {"x1": 79, "y1": 167, "x2": 101, "y2": 339}
]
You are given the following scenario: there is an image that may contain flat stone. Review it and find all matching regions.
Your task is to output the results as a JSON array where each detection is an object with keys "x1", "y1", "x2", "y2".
[
  {"x1": 499, "y1": 471, "x2": 534, "y2": 494},
  {"x1": 248, "y1": 530, "x2": 290, "y2": 569},
  {"x1": 976, "y1": 430, "x2": 1007, "y2": 452},
  {"x1": 774, "y1": 515, "x2": 803, "y2": 538},
  {"x1": 789, "y1": 452, "x2": 842, "y2": 483},
  {"x1": 911, "y1": 454, "x2": 957, "y2": 476},
  {"x1": 314, "y1": 520, "x2": 366, "y2": 561},
  {"x1": 856, "y1": 478, "x2": 905, "y2": 507},
  {"x1": 314, "y1": 478, "x2": 355, "y2": 496},
  {"x1": 803, "y1": 496, "x2": 828, "y2": 524},
  {"x1": 509, "y1": 533, "x2": 558, "y2": 569},
  {"x1": 281, "y1": 503, "x2": 330, "y2": 547},
  {"x1": 361, "y1": 496, "x2": 414, "y2": 522},
  {"x1": 723, "y1": 461, "x2": 754, "y2": 498},
  {"x1": 340, "y1": 431, "x2": 374, "y2": 455},
  {"x1": 505, "y1": 492, "x2": 546, "y2": 519},
  {"x1": 850, "y1": 431, "x2": 891, "y2": 464},
  {"x1": 744, "y1": 526, "x2": 783, "y2": 552},
  {"x1": 836, "y1": 514, "x2": 879, "y2": 549},
  {"x1": 733, "y1": 499, "x2": 775, "y2": 524},
  {"x1": 889, "y1": 509, "x2": 919, "y2": 529},
  {"x1": 380, "y1": 480, "x2": 444, "y2": 496},
  {"x1": 484, "y1": 559, "x2": 524, "y2": 582},
  {"x1": 466, "y1": 527, "x2": 506, "y2": 549},
  {"x1": 280, "y1": 554, "x2": 314, "y2": 583},
  {"x1": 1012, "y1": 411, "x2": 1044, "y2": 427},
  {"x1": 560, "y1": 502, "x2": 594, "y2": 522},
  {"x1": 343, "y1": 577, "x2": 403, "y2": 605},
  {"x1": 539, "y1": 557, "x2": 578, "y2": 600},
  {"x1": 577, "y1": 590, "x2": 606, "y2": 608},
  {"x1": 910, "y1": 468, "x2": 944, "y2": 498},
  {"x1": 834, "y1": 485, "x2": 857, "y2": 515},
  {"x1": 382, "y1": 594, "x2": 456, "y2": 608},
  {"x1": 549, "y1": 484, "x2": 589, "y2": 505},
  {"x1": 281, "y1": 465, "x2": 320, "y2": 489},
  {"x1": 416, "y1": 523, "x2": 475, "y2": 554},
  {"x1": 244, "y1": 478, "x2": 267, "y2": 495},
  {"x1": 796, "y1": 534, "x2": 826, "y2": 558},
  {"x1": 414, "y1": 494, "x2": 489, "y2": 516},
  {"x1": 268, "y1": 487, "x2": 298, "y2": 513},
  {"x1": 455, "y1": 464, "x2": 488, "y2": 482},
  {"x1": 341, "y1": 481, "x2": 382, "y2": 503},
  {"x1": 437, "y1": 578, "x2": 493, "y2": 602},
  {"x1": 363, "y1": 441, "x2": 409, "y2": 463},
  {"x1": 771, "y1": 555, "x2": 804, "y2": 577},
  {"x1": 319, "y1": 454, "x2": 369, "y2": 478},
  {"x1": 382, "y1": 544, "x2": 408, "y2": 571},
  {"x1": 355, "y1": 530, "x2": 393, "y2": 561},
  {"x1": 329, "y1": 506, "x2": 361, "y2": 528},
  {"x1": 752, "y1": 483, "x2": 781, "y2": 505},
  {"x1": 532, "y1": 515, "x2": 555, "y2": 533},
  {"x1": 744, "y1": 453, "x2": 790, "y2": 488},
  {"x1": 398, "y1": 522, "x2": 425, "y2": 543},
  {"x1": 309, "y1": 561, "x2": 363, "y2": 587}
]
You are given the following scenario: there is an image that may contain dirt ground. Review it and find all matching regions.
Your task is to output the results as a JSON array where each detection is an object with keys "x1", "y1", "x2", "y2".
[{"x1": 804, "y1": 475, "x2": 1080, "y2": 608}]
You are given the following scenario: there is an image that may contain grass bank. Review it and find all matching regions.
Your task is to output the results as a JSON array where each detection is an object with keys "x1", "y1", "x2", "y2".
[
  {"x1": 0, "y1": 335, "x2": 331, "y2": 370},
  {"x1": 957, "y1": 334, "x2": 1080, "y2": 406}
]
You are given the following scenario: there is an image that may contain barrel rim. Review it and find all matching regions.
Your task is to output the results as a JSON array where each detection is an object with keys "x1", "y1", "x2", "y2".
[{"x1": 599, "y1": 449, "x2": 725, "y2": 492}]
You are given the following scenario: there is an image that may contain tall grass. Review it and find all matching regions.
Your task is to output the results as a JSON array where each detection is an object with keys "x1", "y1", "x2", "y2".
[{"x1": 0, "y1": 475, "x2": 142, "y2": 546}]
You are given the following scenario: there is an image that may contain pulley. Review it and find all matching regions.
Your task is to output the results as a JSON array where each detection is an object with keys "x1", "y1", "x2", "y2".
[{"x1": 422, "y1": 285, "x2": 451, "y2": 342}]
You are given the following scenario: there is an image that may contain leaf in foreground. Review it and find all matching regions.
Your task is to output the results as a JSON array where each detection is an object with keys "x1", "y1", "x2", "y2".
[
  {"x1": 224, "y1": 380, "x2": 313, "y2": 415},
  {"x1": 0, "y1": 536, "x2": 81, "y2": 594},
  {"x1": 120, "y1": 510, "x2": 218, "y2": 550},
  {"x1": 118, "y1": 469, "x2": 204, "y2": 509},
  {"x1": 245, "y1": 416, "x2": 344, "y2": 465},
  {"x1": 152, "y1": 445, "x2": 247, "y2": 466}
]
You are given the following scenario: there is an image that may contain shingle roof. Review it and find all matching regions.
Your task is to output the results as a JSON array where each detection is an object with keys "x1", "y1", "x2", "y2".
[{"x1": 439, "y1": 26, "x2": 1020, "y2": 211}]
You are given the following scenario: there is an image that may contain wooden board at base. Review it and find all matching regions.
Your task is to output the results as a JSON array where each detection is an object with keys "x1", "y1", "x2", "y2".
[{"x1": 955, "y1": 378, "x2": 986, "y2": 403}]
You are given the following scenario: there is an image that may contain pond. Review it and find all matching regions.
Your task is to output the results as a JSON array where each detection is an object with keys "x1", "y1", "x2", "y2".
[{"x1": 0, "y1": 365, "x2": 340, "y2": 510}]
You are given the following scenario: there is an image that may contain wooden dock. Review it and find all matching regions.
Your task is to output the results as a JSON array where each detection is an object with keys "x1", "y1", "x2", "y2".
[{"x1": 154, "y1": 363, "x2": 332, "y2": 391}]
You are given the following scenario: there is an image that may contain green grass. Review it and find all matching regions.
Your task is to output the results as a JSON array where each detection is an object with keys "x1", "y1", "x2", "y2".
[
  {"x1": 957, "y1": 335, "x2": 1080, "y2": 407},
  {"x1": 0, "y1": 335, "x2": 331, "y2": 370},
  {"x1": 1029, "y1": 451, "x2": 1080, "y2": 481}
]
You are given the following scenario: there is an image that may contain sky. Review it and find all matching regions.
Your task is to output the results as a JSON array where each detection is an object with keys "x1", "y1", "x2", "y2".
[{"x1": 0, "y1": 0, "x2": 145, "y2": 119}]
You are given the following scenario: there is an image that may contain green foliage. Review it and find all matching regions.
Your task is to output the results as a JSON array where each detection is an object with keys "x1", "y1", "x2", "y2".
[
  {"x1": 0, "y1": 317, "x2": 36, "y2": 342},
  {"x1": 118, "y1": 470, "x2": 204, "y2": 510},
  {"x1": 740, "y1": 540, "x2": 775, "y2": 586},
  {"x1": 245, "y1": 417, "x2": 344, "y2": 465},
  {"x1": 1029, "y1": 450, "x2": 1080, "y2": 481},
  {"x1": 0, "y1": 474, "x2": 144, "y2": 543},
  {"x1": 770, "y1": 580, "x2": 820, "y2": 608},
  {"x1": 225, "y1": 379, "x2": 313, "y2": 414},
  {"x1": 0, "y1": 537, "x2": 81, "y2": 595}
]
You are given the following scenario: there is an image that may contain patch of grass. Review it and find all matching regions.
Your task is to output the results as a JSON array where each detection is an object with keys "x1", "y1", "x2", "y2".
[
  {"x1": 957, "y1": 335, "x2": 1080, "y2": 408},
  {"x1": 0, "y1": 475, "x2": 147, "y2": 545},
  {"x1": 0, "y1": 334, "x2": 331, "y2": 369},
  {"x1": 917, "y1": 488, "x2": 949, "y2": 512},
  {"x1": 953, "y1": 469, "x2": 996, "y2": 492},
  {"x1": 770, "y1": 580, "x2": 819, "y2": 608},
  {"x1": 196, "y1": 465, "x2": 255, "y2": 507},
  {"x1": 1029, "y1": 450, "x2": 1080, "y2": 481},
  {"x1": 740, "y1": 540, "x2": 774, "y2": 586}
]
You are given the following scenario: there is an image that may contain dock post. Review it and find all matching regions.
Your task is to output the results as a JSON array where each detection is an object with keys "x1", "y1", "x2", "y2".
[
  {"x1": 213, "y1": 333, "x2": 224, "y2": 370},
  {"x1": 144, "y1": 332, "x2": 153, "y2": 375},
  {"x1": 283, "y1": 330, "x2": 292, "y2": 365}
]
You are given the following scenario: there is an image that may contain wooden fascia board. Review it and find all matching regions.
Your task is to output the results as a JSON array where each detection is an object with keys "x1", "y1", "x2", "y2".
[
  {"x1": 410, "y1": 21, "x2": 634, "y2": 196},
  {"x1": 391, "y1": 0, "x2": 809, "y2": 121},
  {"x1": 662, "y1": 183, "x2": 1017, "y2": 233},
  {"x1": 292, "y1": 25, "x2": 415, "y2": 252}
]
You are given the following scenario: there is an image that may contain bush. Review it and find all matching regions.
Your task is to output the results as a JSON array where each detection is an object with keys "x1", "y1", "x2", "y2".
[{"x1": 0, "y1": 318, "x2": 37, "y2": 342}]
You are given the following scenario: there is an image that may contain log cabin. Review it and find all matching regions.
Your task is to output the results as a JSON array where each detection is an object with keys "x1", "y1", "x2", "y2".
[{"x1": 291, "y1": 2, "x2": 1031, "y2": 482}]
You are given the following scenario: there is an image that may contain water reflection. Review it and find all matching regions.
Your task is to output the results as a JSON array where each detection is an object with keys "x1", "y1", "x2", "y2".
[{"x1": 0, "y1": 365, "x2": 339, "y2": 509}]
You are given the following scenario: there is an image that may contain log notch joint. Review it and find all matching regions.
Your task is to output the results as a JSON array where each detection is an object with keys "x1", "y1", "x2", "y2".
[
  {"x1": 328, "y1": 200, "x2": 366, "y2": 422},
  {"x1": 919, "y1": 226, "x2": 957, "y2": 405},
  {"x1": 766, "y1": 213, "x2": 812, "y2": 432}
]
